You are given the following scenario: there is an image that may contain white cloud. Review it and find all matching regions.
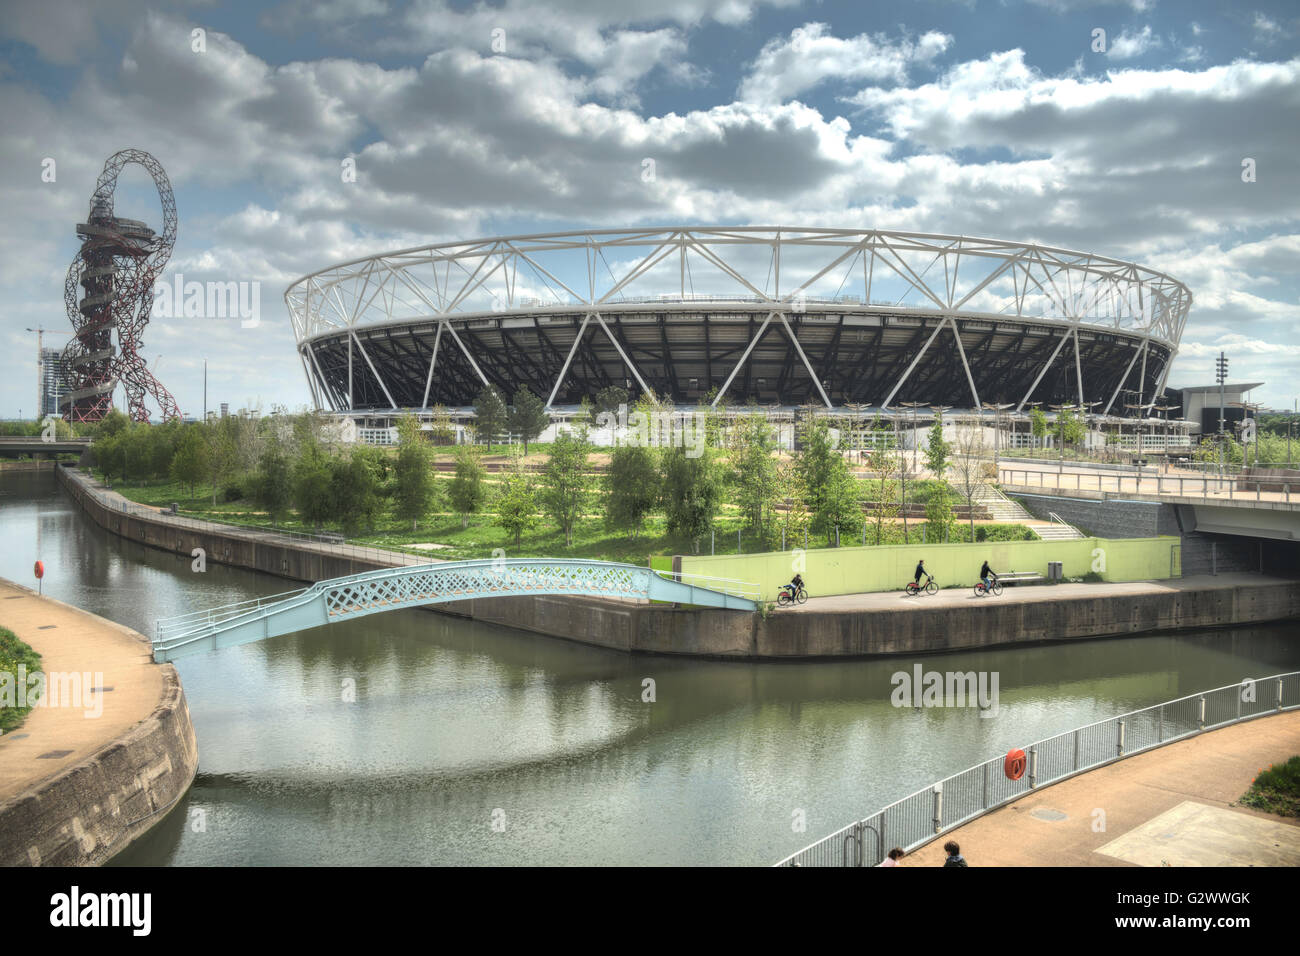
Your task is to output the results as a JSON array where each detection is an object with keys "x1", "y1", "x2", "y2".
[
  {"x1": 1252, "y1": 12, "x2": 1283, "y2": 44},
  {"x1": 737, "y1": 23, "x2": 951, "y2": 105},
  {"x1": 1107, "y1": 25, "x2": 1162, "y2": 60}
]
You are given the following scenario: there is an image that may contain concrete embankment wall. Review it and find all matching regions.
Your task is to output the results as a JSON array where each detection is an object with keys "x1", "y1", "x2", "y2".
[
  {"x1": 446, "y1": 579, "x2": 1300, "y2": 658},
  {"x1": 753, "y1": 580, "x2": 1300, "y2": 657},
  {"x1": 58, "y1": 465, "x2": 404, "y2": 583},
  {"x1": 0, "y1": 671, "x2": 198, "y2": 866},
  {"x1": 56, "y1": 466, "x2": 1300, "y2": 660}
]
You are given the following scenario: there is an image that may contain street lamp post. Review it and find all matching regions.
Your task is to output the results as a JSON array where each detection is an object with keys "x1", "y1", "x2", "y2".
[
  {"x1": 899, "y1": 401, "x2": 926, "y2": 471},
  {"x1": 1049, "y1": 403, "x2": 1078, "y2": 476}
]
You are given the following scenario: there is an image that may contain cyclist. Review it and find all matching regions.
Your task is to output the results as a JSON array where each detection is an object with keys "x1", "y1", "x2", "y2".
[
  {"x1": 979, "y1": 560, "x2": 998, "y2": 593},
  {"x1": 913, "y1": 559, "x2": 926, "y2": 587}
]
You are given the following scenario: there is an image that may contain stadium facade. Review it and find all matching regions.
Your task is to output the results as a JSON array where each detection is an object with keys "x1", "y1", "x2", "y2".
[{"x1": 284, "y1": 228, "x2": 1190, "y2": 418}]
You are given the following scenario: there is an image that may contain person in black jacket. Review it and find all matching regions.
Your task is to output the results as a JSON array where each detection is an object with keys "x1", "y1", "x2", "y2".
[
  {"x1": 979, "y1": 560, "x2": 998, "y2": 592},
  {"x1": 913, "y1": 559, "x2": 926, "y2": 586},
  {"x1": 942, "y1": 841, "x2": 968, "y2": 867}
]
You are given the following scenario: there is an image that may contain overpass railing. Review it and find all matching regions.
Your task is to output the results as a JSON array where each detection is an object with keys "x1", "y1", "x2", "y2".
[
  {"x1": 653, "y1": 570, "x2": 762, "y2": 604},
  {"x1": 999, "y1": 467, "x2": 1296, "y2": 504},
  {"x1": 775, "y1": 671, "x2": 1300, "y2": 867}
]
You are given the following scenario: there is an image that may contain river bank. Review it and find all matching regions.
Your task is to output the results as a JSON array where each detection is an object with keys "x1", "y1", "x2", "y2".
[
  {"x1": 0, "y1": 578, "x2": 198, "y2": 866},
  {"x1": 56, "y1": 464, "x2": 1300, "y2": 658}
]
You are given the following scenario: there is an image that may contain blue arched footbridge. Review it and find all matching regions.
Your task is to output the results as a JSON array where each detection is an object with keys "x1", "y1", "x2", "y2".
[{"x1": 153, "y1": 559, "x2": 759, "y2": 662}]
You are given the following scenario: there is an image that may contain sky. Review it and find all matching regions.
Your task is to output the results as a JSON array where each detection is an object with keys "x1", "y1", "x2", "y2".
[{"x1": 1, "y1": 0, "x2": 1298, "y2": 418}]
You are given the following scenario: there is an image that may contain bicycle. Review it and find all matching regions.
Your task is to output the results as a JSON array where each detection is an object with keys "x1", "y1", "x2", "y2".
[
  {"x1": 973, "y1": 578, "x2": 1004, "y2": 597},
  {"x1": 905, "y1": 575, "x2": 938, "y2": 596},
  {"x1": 776, "y1": 585, "x2": 808, "y2": 607}
]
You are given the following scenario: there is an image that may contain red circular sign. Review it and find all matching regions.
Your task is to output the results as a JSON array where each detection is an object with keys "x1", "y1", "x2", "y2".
[
  {"x1": 1004, "y1": 748, "x2": 1027, "y2": 781},
  {"x1": 33, "y1": 560, "x2": 44, "y2": 580}
]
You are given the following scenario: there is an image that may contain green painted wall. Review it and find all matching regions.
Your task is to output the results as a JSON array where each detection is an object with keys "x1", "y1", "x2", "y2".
[{"x1": 680, "y1": 536, "x2": 1181, "y2": 601}]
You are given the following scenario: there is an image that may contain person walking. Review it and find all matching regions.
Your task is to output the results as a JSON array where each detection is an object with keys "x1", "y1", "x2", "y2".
[
  {"x1": 942, "y1": 840, "x2": 968, "y2": 867},
  {"x1": 878, "y1": 847, "x2": 905, "y2": 867}
]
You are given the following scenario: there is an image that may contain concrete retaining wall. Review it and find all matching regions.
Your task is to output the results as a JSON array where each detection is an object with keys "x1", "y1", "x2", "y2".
[{"x1": 0, "y1": 666, "x2": 198, "y2": 866}]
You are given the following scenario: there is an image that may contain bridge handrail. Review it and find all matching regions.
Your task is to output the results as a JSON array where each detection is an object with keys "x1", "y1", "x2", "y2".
[
  {"x1": 154, "y1": 559, "x2": 762, "y2": 648},
  {"x1": 155, "y1": 583, "x2": 320, "y2": 641},
  {"x1": 774, "y1": 670, "x2": 1300, "y2": 867},
  {"x1": 652, "y1": 569, "x2": 763, "y2": 603}
]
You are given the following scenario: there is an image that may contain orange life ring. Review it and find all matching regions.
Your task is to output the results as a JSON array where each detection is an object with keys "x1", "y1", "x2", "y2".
[
  {"x1": 33, "y1": 560, "x2": 45, "y2": 580},
  {"x1": 1004, "y1": 748, "x2": 1027, "y2": 780}
]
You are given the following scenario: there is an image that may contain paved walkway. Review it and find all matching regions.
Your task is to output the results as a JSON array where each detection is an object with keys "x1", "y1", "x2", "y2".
[
  {"x1": 901, "y1": 710, "x2": 1300, "y2": 867},
  {"x1": 0, "y1": 578, "x2": 164, "y2": 801},
  {"x1": 787, "y1": 572, "x2": 1285, "y2": 613}
]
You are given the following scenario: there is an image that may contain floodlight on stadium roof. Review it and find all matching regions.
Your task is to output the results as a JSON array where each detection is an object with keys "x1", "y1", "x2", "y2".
[{"x1": 283, "y1": 226, "x2": 1191, "y2": 416}]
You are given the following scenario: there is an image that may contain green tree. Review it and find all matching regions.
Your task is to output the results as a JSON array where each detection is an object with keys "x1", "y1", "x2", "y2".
[
  {"x1": 1030, "y1": 407, "x2": 1049, "y2": 450},
  {"x1": 776, "y1": 460, "x2": 810, "y2": 549},
  {"x1": 604, "y1": 443, "x2": 660, "y2": 540},
  {"x1": 254, "y1": 446, "x2": 293, "y2": 525},
  {"x1": 593, "y1": 385, "x2": 630, "y2": 418},
  {"x1": 662, "y1": 444, "x2": 721, "y2": 549},
  {"x1": 393, "y1": 417, "x2": 436, "y2": 531},
  {"x1": 542, "y1": 427, "x2": 592, "y2": 547},
  {"x1": 473, "y1": 386, "x2": 508, "y2": 446},
  {"x1": 1057, "y1": 409, "x2": 1086, "y2": 450},
  {"x1": 495, "y1": 452, "x2": 538, "y2": 546},
  {"x1": 293, "y1": 442, "x2": 335, "y2": 530},
  {"x1": 865, "y1": 448, "x2": 900, "y2": 545},
  {"x1": 448, "y1": 443, "x2": 488, "y2": 529},
  {"x1": 508, "y1": 387, "x2": 549, "y2": 454},
  {"x1": 728, "y1": 412, "x2": 779, "y2": 535},
  {"x1": 427, "y1": 405, "x2": 455, "y2": 445},
  {"x1": 169, "y1": 427, "x2": 208, "y2": 499},
  {"x1": 95, "y1": 407, "x2": 130, "y2": 440},
  {"x1": 794, "y1": 411, "x2": 860, "y2": 545},
  {"x1": 924, "y1": 483, "x2": 955, "y2": 544},
  {"x1": 949, "y1": 423, "x2": 988, "y2": 540},
  {"x1": 924, "y1": 414, "x2": 951, "y2": 477},
  {"x1": 330, "y1": 446, "x2": 385, "y2": 534},
  {"x1": 205, "y1": 420, "x2": 238, "y2": 505}
]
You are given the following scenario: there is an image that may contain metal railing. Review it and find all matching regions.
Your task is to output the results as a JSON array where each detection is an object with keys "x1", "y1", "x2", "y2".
[
  {"x1": 654, "y1": 570, "x2": 763, "y2": 604},
  {"x1": 998, "y1": 467, "x2": 1299, "y2": 504},
  {"x1": 775, "y1": 671, "x2": 1300, "y2": 866}
]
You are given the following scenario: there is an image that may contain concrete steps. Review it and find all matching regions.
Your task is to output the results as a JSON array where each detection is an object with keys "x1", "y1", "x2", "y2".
[
  {"x1": 1033, "y1": 523, "x2": 1086, "y2": 540},
  {"x1": 973, "y1": 484, "x2": 1034, "y2": 522}
]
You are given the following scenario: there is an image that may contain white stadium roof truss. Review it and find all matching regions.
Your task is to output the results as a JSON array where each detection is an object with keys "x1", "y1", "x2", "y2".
[{"x1": 284, "y1": 227, "x2": 1191, "y2": 413}]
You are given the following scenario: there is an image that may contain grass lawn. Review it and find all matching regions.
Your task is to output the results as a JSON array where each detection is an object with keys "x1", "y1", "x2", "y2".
[
  {"x1": 0, "y1": 626, "x2": 42, "y2": 734},
  {"x1": 1237, "y1": 755, "x2": 1300, "y2": 817}
]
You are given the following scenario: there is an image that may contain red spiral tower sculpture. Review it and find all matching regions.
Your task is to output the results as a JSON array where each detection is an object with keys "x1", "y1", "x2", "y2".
[{"x1": 62, "y1": 148, "x2": 180, "y2": 423}]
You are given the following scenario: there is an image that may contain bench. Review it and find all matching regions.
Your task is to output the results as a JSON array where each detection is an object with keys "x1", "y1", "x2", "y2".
[{"x1": 997, "y1": 571, "x2": 1043, "y2": 586}]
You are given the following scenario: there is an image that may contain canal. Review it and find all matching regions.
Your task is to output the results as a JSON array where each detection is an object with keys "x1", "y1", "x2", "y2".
[{"x1": 2, "y1": 468, "x2": 1297, "y2": 865}]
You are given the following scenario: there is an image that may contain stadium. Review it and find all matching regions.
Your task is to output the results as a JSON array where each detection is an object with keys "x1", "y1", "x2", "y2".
[{"x1": 284, "y1": 227, "x2": 1190, "y2": 422}]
